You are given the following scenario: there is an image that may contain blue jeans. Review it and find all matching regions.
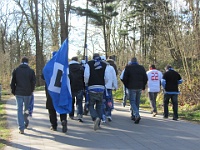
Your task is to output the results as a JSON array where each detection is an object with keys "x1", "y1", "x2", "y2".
[
  {"x1": 15, "y1": 95, "x2": 32, "y2": 131},
  {"x1": 70, "y1": 90, "x2": 83, "y2": 117},
  {"x1": 163, "y1": 94, "x2": 178, "y2": 119},
  {"x1": 88, "y1": 92, "x2": 103, "y2": 121},
  {"x1": 148, "y1": 92, "x2": 158, "y2": 113},
  {"x1": 122, "y1": 85, "x2": 129, "y2": 105},
  {"x1": 128, "y1": 89, "x2": 142, "y2": 118}
]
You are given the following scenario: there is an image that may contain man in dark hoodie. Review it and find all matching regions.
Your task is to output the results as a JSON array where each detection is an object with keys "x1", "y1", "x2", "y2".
[
  {"x1": 10, "y1": 57, "x2": 36, "y2": 134},
  {"x1": 68, "y1": 56, "x2": 84, "y2": 122},
  {"x1": 123, "y1": 57, "x2": 148, "y2": 124}
]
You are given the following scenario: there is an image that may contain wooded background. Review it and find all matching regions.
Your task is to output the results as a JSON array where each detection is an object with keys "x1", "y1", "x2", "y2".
[{"x1": 0, "y1": 0, "x2": 200, "y2": 106}]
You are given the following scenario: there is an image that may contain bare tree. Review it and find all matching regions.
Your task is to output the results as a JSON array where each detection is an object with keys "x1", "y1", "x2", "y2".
[
  {"x1": 59, "y1": 0, "x2": 72, "y2": 43},
  {"x1": 14, "y1": 0, "x2": 44, "y2": 86}
]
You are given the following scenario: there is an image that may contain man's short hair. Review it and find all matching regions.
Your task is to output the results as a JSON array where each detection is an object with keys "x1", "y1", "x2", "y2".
[
  {"x1": 71, "y1": 56, "x2": 78, "y2": 61},
  {"x1": 150, "y1": 64, "x2": 156, "y2": 69},
  {"x1": 21, "y1": 57, "x2": 29, "y2": 63},
  {"x1": 165, "y1": 65, "x2": 172, "y2": 70},
  {"x1": 131, "y1": 57, "x2": 137, "y2": 63},
  {"x1": 93, "y1": 53, "x2": 100, "y2": 59}
]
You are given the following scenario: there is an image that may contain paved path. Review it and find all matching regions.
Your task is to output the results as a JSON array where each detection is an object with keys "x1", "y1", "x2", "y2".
[{"x1": 3, "y1": 91, "x2": 200, "y2": 150}]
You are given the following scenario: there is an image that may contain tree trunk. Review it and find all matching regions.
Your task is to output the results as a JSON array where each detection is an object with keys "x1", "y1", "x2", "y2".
[
  {"x1": 34, "y1": 0, "x2": 44, "y2": 86},
  {"x1": 59, "y1": 0, "x2": 66, "y2": 43}
]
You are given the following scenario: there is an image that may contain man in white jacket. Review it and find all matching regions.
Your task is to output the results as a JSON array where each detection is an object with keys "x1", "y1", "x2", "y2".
[
  {"x1": 146, "y1": 64, "x2": 163, "y2": 117},
  {"x1": 101, "y1": 56, "x2": 118, "y2": 122}
]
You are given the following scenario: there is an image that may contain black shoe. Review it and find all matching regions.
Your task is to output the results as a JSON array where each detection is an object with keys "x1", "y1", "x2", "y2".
[
  {"x1": 134, "y1": 116, "x2": 141, "y2": 124},
  {"x1": 152, "y1": 112, "x2": 157, "y2": 117},
  {"x1": 50, "y1": 126, "x2": 57, "y2": 131},
  {"x1": 83, "y1": 108, "x2": 89, "y2": 115},
  {"x1": 62, "y1": 120, "x2": 67, "y2": 133},
  {"x1": 78, "y1": 118, "x2": 83, "y2": 122},
  {"x1": 19, "y1": 130, "x2": 24, "y2": 134},
  {"x1": 173, "y1": 118, "x2": 178, "y2": 121},
  {"x1": 163, "y1": 116, "x2": 168, "y2": 119},
  {"x1": 77, "y1": 114, "x2": 83, "y2": 122},
  {"x1": 25, "y1": 124, "x2": 28, "y2": 129},
  {"x1": 69, "y1": 116, "x2": 74, "y2": 120},
  {"x1": 131, "y1": 116, "x2": 136, "y2": 121},
  {"x1": 25, "y1": 120, "x2": 29, "y2": 128}
]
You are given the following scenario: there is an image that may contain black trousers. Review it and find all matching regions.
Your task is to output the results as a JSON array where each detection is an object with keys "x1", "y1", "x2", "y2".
[{"x1": 48, "y1": 109, "x2": 67, "y2": 128}]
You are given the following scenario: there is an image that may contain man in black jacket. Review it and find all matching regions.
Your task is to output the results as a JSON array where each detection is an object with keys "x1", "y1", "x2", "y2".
[
  {"x1": 161, "y1": 65, "x2": 183, "y2": 121},
  {"x1": 10, "y1": 57, "x2": 36, "y2": 134},
  {"x1": 68, "y1": 56, "x2": 84, "y2": 122},
  {"x1": 123, "y1": 57, "x2": 148, "y2": 124}
]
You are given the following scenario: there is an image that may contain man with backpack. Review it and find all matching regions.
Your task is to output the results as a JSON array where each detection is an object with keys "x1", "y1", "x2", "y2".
[{"x1": 69, "y1": 56, "x2": 85, "y2": 122}]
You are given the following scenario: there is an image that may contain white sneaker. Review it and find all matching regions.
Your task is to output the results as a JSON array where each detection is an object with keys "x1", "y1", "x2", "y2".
[
  {"x1": 102, "y1": 115, "x2": 106, "y2": 123},
  {"x1": 107, "y1": 116, "x2": 112, "y2": 122}
]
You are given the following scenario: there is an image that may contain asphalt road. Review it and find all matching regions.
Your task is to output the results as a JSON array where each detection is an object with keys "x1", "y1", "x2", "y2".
[{"x1": 3, "y1": 91, "x2": 200, "y2": 150}]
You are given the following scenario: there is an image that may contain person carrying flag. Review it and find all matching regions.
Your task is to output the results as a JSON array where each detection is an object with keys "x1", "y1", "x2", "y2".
[
  {"x1": 42, "y1": 51, "x2": 67, "y2": 133},
  {"x1": 42, "y1": 39, "x2": 72, "y2": 133},
  {"x1": 84, "y1": 53, "x2": 109, "y2": 131}
]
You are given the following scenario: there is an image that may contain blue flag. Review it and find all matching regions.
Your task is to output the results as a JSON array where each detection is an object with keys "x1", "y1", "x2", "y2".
[{"x1": 43, "y1": 39, "x2": 72, "y2": 114}]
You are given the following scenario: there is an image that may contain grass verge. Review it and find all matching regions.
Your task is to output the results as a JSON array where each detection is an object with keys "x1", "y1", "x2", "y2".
[
  {"x1": 0, "y1": 94, "x2": 11, "y2": 149},
  {"x1": 0, "y1": 87, "x2": 44, "y2": 149}
]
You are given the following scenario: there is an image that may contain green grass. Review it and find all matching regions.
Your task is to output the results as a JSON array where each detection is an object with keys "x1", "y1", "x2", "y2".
[
  {"x1": 179, "y1": 110, "x2": 200, "y2": 123},
  {"x1": 35, "y1": 86, "x2": 45, "y2": 91},
  {"x1": 113, "y1": 89, "x2": 200, "y2": 124},
  {"x1": 0, "y1": 94, "x2": 11, "y2": 149}
]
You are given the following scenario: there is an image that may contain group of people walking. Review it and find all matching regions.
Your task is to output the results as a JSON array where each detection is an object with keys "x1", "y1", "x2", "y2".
[
  {"x1": 10, "y1": 54, "x2": 182, "y2": 134},
  {"x1": 120, "y1": 59, "x2": 183, "y2": 124}
]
